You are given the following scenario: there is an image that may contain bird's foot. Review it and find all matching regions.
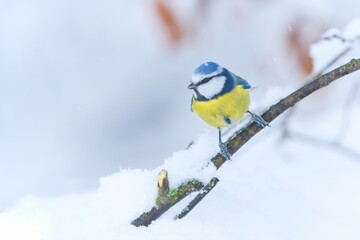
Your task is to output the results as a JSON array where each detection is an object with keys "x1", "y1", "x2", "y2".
[
  {"x1": 247, "y1": 111, "x2": 270, "y2": 128},
  {"x1": 219, "y1": 142, "x2": 231, "y2": 160}
]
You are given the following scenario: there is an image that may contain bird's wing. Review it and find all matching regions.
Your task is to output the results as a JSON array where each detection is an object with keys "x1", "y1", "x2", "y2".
[
  {"x1": 235, "y1": 75, "x2": 251, "y2": 89},
  {"x1": 190, "y1": 96, "x2": 194, "y2": 112}
]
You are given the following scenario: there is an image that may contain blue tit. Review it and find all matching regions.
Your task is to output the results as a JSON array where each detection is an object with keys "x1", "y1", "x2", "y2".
[{"x1": 188, "y1": 62, "x2": 268, "y2": 160}]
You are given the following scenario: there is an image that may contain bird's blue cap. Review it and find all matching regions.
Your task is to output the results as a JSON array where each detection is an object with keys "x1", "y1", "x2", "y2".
[
  {"x1": 191, "y1": 62, "x2": 224, "y2": 85},
  {"x1": 193, "y1": 62, "x2": 220, "y2": 75}
]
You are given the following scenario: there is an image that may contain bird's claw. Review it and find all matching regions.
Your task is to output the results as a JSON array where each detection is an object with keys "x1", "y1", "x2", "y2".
[
  {"x1": 248, "y1": 111, "x2": 270, "y2": 128},
  {"x1": 219, "y1": 142, "x2": 231, "y2": 160}
]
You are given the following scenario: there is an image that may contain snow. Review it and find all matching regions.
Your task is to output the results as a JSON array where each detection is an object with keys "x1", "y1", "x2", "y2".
[
  {"x1": 2, "y1": 0, "x2": 360, "y2": 210},
  {"x1": 2, "y1": 126, "x2": 360, "y2": 239},
  {"x1": 1, "y1": 2, "x2": 360, "y2": 240},
  {"x1": 1, "y1": 17, "x2": 360, "y2": 238}
]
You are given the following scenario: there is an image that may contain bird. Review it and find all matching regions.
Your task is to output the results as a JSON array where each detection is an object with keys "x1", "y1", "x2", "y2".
[{"x1": 188, "y1": 61, "x2": 268, "y2": 160}]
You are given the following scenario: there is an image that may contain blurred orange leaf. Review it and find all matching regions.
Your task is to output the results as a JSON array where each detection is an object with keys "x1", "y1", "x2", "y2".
[
  {"x1": 287, "y1": 20, "x2": 325, "y2": 77},
  {"x1": 155, "y1": 0, "x2": 182, "y2": 44},
  {"x1": 288, "y1": 25, "x2": 313, "y2": 76}
]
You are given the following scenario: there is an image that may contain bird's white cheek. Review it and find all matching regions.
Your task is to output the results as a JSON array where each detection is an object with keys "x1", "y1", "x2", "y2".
[
  {"x1": 193, "y1": 90, "x2": 200, "y2": 99},
  {"x1": 196, "y1": 76, "x2": 226, "y2": 99}
]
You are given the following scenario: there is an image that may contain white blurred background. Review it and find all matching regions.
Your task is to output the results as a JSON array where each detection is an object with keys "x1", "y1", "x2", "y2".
[{"x1": 0, "y1": 0, "x2": 359, "y2": 210}]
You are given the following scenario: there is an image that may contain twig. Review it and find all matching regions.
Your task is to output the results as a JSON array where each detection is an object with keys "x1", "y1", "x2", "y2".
[
  {"x1": 335, "y1": 81, "x2": 360, "y2": 142},
  {"x1": 131, "y1": 58, "x2": 360, "y2": 227},
  {"x1": 310, "y1": 46, "x2": 352, "y2": 80},
  {"x1": 282, "y1": 43, "x2": 354, "y2": 137},
  {"x1": 174, "y1": 177, "x2": 219, "y2": 220},
  {"x1": 310, "y1": 33, "x2": 360, "y2": 81},
  {"x1": 288, "y1": 130, "x2": 360, "y2": 161},
  {"x1": 280, "y1": 107, "x2": 296, "y2": 141},
  {"x1": 322, "y1": 34, "x2": 360, "y2": 43},
  {"x1": 281, "y1": 82, "x2": 360, "y2": 160}
]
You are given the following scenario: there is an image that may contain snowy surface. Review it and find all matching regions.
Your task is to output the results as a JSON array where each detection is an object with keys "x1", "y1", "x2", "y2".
[
  {"x1": 1, "y1": 0, "x2": 360, "y2": 213},
  {"x1": 2, "y1": 0, "x2": 360, "y2": 210},
  {"x1": 1, "y1": 18, "x2": 360, "y2": 240}
]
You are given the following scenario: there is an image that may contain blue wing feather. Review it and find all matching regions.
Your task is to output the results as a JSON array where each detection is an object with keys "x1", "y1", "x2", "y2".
[{"x1": 235, "y1": 75, "x2": 251, "y2": 89}]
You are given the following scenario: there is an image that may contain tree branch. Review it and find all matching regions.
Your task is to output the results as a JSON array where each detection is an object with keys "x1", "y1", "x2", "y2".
[
  {"x1": 131, "y1": 58, "x2": 360, "y2": 227},
  {"x1": 174, "y1": 177, "x2": 219, "y2": 220},
  {"x1": 212, "y1": 58, "x2": 360, "y2": 169}
]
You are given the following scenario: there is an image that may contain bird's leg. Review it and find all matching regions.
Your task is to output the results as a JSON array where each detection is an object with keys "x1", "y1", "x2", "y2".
[
  {"x1": 247, "y1": 111, "x2": 270, "y2": 128},
  {"x1": 218, "y1": 128, "x2": 231, "y2": 160}
]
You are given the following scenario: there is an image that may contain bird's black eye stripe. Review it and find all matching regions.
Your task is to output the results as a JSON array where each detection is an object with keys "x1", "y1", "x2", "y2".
[{"x1": 195, "y1": 75, "x2": 217, "y2": 87}]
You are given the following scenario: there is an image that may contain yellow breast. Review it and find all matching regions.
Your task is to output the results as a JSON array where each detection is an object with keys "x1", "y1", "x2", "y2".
[{"x1": 191, "y1": 85, "x2": 250, "y2": 128}]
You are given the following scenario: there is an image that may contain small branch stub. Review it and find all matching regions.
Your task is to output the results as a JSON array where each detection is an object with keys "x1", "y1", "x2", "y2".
[
  {"x1": 131, "y1": 169, "x2": 204, "y2": 227},
  {"x1": 157, "y1": 169, "x2": 170, "y2": 205}
]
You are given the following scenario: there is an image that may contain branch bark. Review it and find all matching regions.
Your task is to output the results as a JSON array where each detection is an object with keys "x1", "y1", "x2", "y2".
[{"x1": 131, "y1": 58, "x2": 360, "y2": 227}]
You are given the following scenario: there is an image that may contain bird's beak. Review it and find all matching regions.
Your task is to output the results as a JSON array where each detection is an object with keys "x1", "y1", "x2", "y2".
[{"x1": 188, "y1": 83, "x2": 196, "y2": 89}]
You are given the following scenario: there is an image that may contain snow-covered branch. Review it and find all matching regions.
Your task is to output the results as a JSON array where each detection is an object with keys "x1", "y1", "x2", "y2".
[
  {"x1": 131, "y1": 170, "x2": 204, "y2": 227},
  {"x1": 131, "y1": 58, "x2": 360, "y2": 227}
]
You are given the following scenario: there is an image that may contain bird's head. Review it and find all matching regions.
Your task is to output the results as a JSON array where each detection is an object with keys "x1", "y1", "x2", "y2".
[{"x1": 188, "y1": 62, "x2": 235, "y2": 101}]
